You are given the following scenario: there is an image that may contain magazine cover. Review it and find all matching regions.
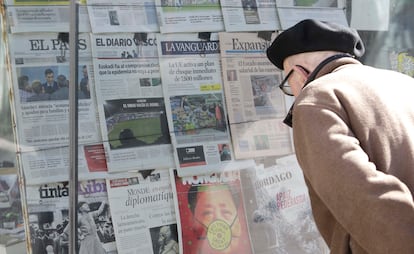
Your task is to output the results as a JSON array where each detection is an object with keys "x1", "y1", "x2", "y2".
[
  {"x1": 240, "y1": 155, "x2": 329, "y2": 254},
  {"x1": 106, "y1": 169, "x2": 177, "y2": 254},
  {"x1": 170, "y1": 168, "x2": 253, "y2": 254},
  {"x1": 25, "y1": 179, "x2": 117, "y2": 254}
]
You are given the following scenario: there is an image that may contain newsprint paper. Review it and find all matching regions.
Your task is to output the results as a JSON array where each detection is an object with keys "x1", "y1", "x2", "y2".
[
  {"x1": 218, "y1": 32, "x2": 293, "y2": 160},
  {"x1": 170, "y1": 168, "x2": 253, "y2": 254},
  {"x1": 106, "y1": 169, "x2": 177, "y2": 254},
  {"x1": 157, "y1": 32, "x2": 255, "y2": 177},
  {"x1": 87, "y1": 0, "x2": 159, "y2": 33},
  {"x1": 275, "y1": 0, "x2": 348, "y2": 30},
  {"x1": 220, "y1": 0, "x2": 281, "y2": 32},
  {"x1": 240, "y1": 155, "x2": 329, "y2": 254},
  {"x1": 5, "y1": 0, "x2": 91, "y2": 33},
  {"x1": 25, "y1": 179, "x2": 117, "y2": 254},
  {"x1": 91, "y1": 33, "x2": 175, "y2": 173},
  {"x1": 8, "y1": 33, "x2": 105, "y2": 184},
  {"x1": 154, "y1": 0, "x2": 224, "y2": 33}
]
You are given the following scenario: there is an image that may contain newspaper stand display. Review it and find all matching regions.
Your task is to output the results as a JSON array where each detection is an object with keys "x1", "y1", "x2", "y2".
[{"x1": 0, "y1": 0, "x2": 409, "y2": 253}]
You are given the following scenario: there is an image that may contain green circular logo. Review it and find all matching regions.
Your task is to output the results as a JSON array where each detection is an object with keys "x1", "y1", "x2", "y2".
[{"x1": 206, "y1": 219, "x2": 232, "y2": 250}]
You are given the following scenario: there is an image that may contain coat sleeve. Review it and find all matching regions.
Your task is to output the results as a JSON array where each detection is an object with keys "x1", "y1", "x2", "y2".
[{"x1": 293, "y1": 102, "x2": 414, "y2": 254}]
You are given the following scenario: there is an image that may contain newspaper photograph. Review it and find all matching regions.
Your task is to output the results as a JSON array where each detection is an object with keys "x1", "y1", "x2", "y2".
[
  {"x1": 157, "y1": 32, "x2": 255, "y2": 177},
  {"x1": 87, "y1": 0, "x2": 159, "y2": 33},
  {"x1": 220, "y1": 0, "x2": 281, "y2": 32},
  {"x1": 0, "y1": 174, "x2": 25, "y2": 244},
  {"x1": 91, "y1": 33, "x2": 175, "y2": 173},
  {"x1": 154, "y1": 0, "x2": 224, "y2": 33},
  {"x1": 218, "y1": 32, "x2": 293, "y2": 160},
  {"x1": 106, "y1": 169, "x2": 177, "y2": 254},
  {"x1": 170, "y1": 168, "x2": 253, "y2": 254},
  {"x1": 275, "y1": 0, "x2": 347, "y2": 29},
  {"x1": 240, "y1": 155, "x2": 329, "y2": 254},
  {"x1": 5, "y1": 0, "x2": 91, "y2": 33},
  {"x1": 25, "y1": 179, "x2": 118, "y2": 254}
]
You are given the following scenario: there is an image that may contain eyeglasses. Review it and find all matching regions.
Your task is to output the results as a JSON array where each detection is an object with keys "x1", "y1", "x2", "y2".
[{"x1": 278, "y1": 69, "x2": 294, "y2": 96}]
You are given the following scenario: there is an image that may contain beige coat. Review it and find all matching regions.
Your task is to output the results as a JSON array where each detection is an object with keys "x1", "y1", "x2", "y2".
[{"x1": 292, "y1": 57, "x2": 414, "y2": 254}]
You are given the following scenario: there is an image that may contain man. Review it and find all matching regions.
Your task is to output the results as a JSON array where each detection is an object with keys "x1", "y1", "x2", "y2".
[
  {"x1": 157, "y1": 225, "x2": 179, "y2": 254},
  {"x1": 266, "y1": 19, "x2": 414, "y2": 254},
  {"x1": 27, "y1": 80, "x2": 50, "y2": 102},
  {"x1": 42, "y1": 69, "x2": 59, "y2": 94}
]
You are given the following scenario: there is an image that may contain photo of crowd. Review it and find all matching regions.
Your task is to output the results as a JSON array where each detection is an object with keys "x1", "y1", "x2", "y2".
[
  {"x1": 17, "y1": 65, "x2": 91, "y2": 103},
  {"x1": 170, "y1": 93, "x2": 227, "y2": 136}
]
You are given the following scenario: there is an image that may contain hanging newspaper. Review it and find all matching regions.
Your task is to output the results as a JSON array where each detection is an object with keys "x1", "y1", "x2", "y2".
[
  {"x1": 239, "y1": 154, "x2": 329, "y2": 254},
  {"x1": 220, "y1": 0, "x2": 281, "y2": 32},
  {"x1": 8, "y1": 33, "x2": 106, "y2": 184},
  {"x1": 87, "y1": 0, "x2": 159, "y2": 33},
  {"x1": 106, "y1": 169, "x2": 177, "y2": 254},
  {"x1": 5, "y1": 0, "x2": 91, "y2": 33},
  {"x1": 25, "y1": 179, "x2": 118, "y2": 254},
  {"x1": 170, "y1": 168, "x2": 253, "y2": 254},
  {"x1": 18, "y1": 143, "x2": 112, "y2": 185},
  {"x1": 218, "y1": 32, "x2": 293, "y2": 160},
  {"x1": 0, "y1": 174, "x2": 25, "y2": 243},
  {"x1": 157, "y1": 33, "x2": 255, "y2": 177},
  {"x1": 91, "y1": 33, "x2": 174, "y2": 173},
  {"x1": 275, "y1": 0, "x2": 347, "y2": 29},
  {"x1": 154, "y1": 0, "x2": 224, "y2": 33}
]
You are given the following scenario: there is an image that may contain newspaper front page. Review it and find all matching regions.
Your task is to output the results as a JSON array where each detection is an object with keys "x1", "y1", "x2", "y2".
[
  {"x1": 5, "y1": 0, "x2": 91, "y2": 33},
  {"x1": 87, "y1": 0, "x2": 159, "y2": 33},
  {"x1": 154, "y1": 0, "x2": 224, "y2": 33},
  {"x1": 240, "y1": 155, "x2": 329, "y2": 254},
  {"x1": 91, "y1": 33, "x2": 175, "y2": 173},
  {"x1": 275, "y1": 0, "x2": 347, "y2": 29},
  {"x1": 157, "y1": 33, "x2": 255, "y2": 176},
  {"x1": 219, "y1": 32, "x2": 293, "y2": 160},
  {"x1": 220, "y1": 0, "x2": 281, "y2": 32},
  {"x1": 170, "y1": 168, "x2": 253, "y2": 254},
  {"x1": 8, "y1": 33, "x2": 105, "y2": 184},
  {"x1": 25, "y1": 179, "x2": 117, "y2": 254},
  {"x1": 106, "y1": 170, "x2": 177, "y2": 254}
]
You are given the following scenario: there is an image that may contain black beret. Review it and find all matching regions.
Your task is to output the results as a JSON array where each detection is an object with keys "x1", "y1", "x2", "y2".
[{"x1": 266, "y1": 19, "x2": 365, "y2": 70}]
